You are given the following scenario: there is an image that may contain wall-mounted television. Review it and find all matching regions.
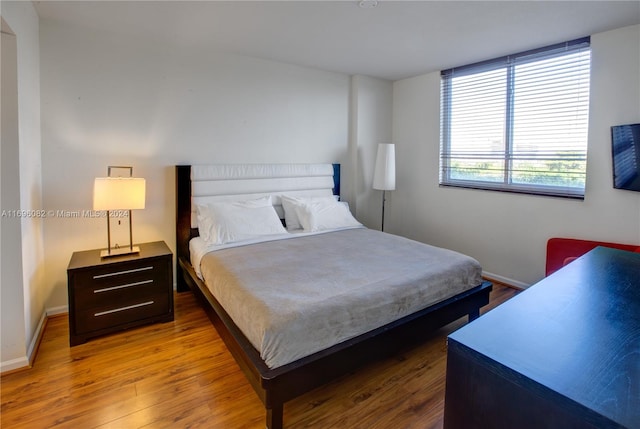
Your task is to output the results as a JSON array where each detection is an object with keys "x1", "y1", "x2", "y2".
[{"x1": 611, "y1": 123, "x2": 640, "y2": 192}]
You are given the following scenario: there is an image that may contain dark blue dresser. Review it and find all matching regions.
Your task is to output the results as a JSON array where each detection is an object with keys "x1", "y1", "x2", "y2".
[{"x1": 444, "y1": 246, "x2": 640, "y2": 429}]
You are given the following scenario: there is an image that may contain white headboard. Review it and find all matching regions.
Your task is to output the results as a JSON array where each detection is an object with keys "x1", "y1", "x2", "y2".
[{"x1": 189, "y1": 164, "x2": 339, "y2": 228}]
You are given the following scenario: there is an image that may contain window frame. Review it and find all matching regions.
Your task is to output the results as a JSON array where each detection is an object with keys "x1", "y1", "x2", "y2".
[{"x1": 440, "y1": 37, "x2": 591, "y2": 199}]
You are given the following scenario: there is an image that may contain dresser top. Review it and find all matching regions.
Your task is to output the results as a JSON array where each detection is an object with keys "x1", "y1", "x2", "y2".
[
  {"x1": 449, "y1": 246, "x2": 640, "y2": 428},
  {"x1": 68, "y1": 241, "x2": 172, "y2": 271}
]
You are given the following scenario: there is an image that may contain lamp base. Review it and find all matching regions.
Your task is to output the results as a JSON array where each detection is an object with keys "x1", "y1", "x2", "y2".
[{"x1": 100, "y1": 246, "x2": 140, "y2": 258}]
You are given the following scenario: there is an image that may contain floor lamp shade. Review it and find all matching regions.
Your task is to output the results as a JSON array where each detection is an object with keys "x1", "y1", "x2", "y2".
[
  {"x1": 373, "y1": 143, "x2": 396, "y2": 191},
  {"x1": 373, "y1": 143, "x2": 395, "y2": 232}
]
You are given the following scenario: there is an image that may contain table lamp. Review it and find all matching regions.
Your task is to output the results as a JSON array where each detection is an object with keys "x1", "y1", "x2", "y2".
[{"x1": 93, "y1": 167, "x2": 145, "y2": 258}]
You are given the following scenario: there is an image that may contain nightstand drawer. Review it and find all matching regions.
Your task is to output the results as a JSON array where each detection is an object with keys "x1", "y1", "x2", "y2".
[
  {"x1": 74, "y1": 261, "x2": 170, "y2": 309},
  {"x1": 75, "y1": 292, "x2": 170, "y2": 334},
  {"x1": 77, "y1": 278, "x2": 168, "y2": 310},
  {"x1": 74, "y1": 259, "x2": 163, "y2": 290}
]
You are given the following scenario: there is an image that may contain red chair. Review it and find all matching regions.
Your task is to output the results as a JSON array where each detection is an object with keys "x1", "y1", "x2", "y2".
[{"x1": 546, "y1": 237, "x2": 640, "y2": 276}]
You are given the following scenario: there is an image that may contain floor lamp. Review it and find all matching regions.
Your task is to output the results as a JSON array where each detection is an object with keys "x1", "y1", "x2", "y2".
[{"x1": 373, "y1": 143, "x2": 396, "y2": 232}]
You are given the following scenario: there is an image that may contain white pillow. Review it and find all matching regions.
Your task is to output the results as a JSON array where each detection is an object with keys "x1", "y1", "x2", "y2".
[
  {"x1": 197, "y1": 196, "x2": 272, "y2": 242},
  {"x1": 294, "y1": 199, "x2": 362, "y2": 232},
  {"x1": 280, "y1": 195, "x2": 338, "y2": 231},
  {"x1": 197, "y1": 196, "x2": 286, "y2": 245}
]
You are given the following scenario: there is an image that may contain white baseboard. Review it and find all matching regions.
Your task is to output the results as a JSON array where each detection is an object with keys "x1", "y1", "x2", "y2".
[
  {"x1": 25, "y1": 310, "x2": 48, "y2": 364},
  {"x1": 0, "y1": 356, "x2": 30, "y2": 373},
  {"x1": 1, "y1": 305, "x2": 69, "y2": 374},
  {"x1": 482, "y1": 270, "x2": 530, "y2": 290}
]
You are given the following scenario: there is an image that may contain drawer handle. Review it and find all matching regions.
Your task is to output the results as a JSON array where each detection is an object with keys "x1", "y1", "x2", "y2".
[
  {"x1": 93, "y1": 266, "x2": 153, "y2": 279},
  {"x1": 94, "y1": 301, "x2": 155, "y2": 317},
  {"x1": 94, "y1": 280, "x2": 153, "y2": 293}
]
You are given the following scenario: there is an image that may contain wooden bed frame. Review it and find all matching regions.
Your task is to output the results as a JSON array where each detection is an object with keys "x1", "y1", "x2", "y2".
[{"x1": 175, "y1": 164, "x2": 492, "y2": 429}]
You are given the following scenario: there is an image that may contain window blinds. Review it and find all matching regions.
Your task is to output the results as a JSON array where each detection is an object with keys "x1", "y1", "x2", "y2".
[{"x1": 440, "y1": 37, "x2": 591, "y2": 198}]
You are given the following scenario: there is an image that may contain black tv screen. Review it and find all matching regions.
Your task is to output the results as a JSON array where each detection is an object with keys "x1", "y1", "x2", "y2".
[{"x1": 611, "y1": 123, "x2": 640, "y2": 192}]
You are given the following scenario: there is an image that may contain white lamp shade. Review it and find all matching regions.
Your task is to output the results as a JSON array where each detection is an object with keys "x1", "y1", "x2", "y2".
[
  {"x1": 373, "y1": 143, "x2": 396, "y2": 191},
  {"x1": 93, "y1": 177, "x2": 146, "y2": 210}
]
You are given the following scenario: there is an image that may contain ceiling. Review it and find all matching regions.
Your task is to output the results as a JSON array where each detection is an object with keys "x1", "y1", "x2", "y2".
[{"x1": 34, "y1": 0, "x2": 640, "y2": 81}]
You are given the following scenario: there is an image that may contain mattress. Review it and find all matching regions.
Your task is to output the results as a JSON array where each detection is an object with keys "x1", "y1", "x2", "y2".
[{"x1": 197, "y1": 228, "x2": 483, "y2": 369}]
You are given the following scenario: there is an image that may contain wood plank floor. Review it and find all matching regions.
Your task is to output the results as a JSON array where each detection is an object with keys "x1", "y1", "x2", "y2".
[{"x1": 1, "y1": 283, "x2": 518, "y2": 429}]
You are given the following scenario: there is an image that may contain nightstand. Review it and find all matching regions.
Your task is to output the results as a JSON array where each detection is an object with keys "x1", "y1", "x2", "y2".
[{"x1": 67, "y1": 241, "x2": 174, "y2": 346}]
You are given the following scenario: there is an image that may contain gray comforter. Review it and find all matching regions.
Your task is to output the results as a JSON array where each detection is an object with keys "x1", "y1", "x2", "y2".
[{"x1": 199, "y1": 228, "x2": 482, "y2": 369}]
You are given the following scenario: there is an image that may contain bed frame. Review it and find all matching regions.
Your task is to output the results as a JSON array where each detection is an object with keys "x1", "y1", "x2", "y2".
[{"x1": 175, "y1": 164, "x2": 492, "y2": 429}]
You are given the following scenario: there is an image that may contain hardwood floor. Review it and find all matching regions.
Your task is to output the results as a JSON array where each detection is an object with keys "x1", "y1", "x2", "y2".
[{"x1": 1, "y1": 283, "x2": 518, "y2": 429}]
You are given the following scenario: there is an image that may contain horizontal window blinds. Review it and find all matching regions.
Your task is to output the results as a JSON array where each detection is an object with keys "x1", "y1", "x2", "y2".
[{"x1": 440, "y1": 37, "x2": 591, "y2": 198}]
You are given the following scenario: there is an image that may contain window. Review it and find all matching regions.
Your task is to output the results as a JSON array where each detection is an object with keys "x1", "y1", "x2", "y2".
[{"x1": 440, "y1": 37, "x2": 591, "y2": 198}]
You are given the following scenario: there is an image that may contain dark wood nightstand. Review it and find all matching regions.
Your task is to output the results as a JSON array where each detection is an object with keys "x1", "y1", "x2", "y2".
[{"x1": 67, "y1": 241, "x2": 174, "y2": 346}]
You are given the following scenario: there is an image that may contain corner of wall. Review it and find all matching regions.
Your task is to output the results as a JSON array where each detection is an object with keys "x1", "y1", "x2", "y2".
[{"x1": 1, "y1": 0, "x2": 46, "y2": 369}]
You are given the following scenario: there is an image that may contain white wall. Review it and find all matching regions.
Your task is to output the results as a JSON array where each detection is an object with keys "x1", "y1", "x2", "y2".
[
  {"x1": 349, "y1": 75, "x2": 393, "y2": 229},
  {"x1": 1, "y1": 20, "x2": 26, "y2": 369},
  {"x1": 391, "y1": 24, "x2": 640, "y2": 287},
  {"x1": 39, "y1": 20, "x2": 354, "y2": 308},
  {"x1": 0, "y1": 1, "x2": 46, "y2": 372}
]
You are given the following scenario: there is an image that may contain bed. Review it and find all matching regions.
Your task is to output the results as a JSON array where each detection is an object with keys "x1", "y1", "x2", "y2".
[{"x1": 175, "y1": 163, "x2": 492, "y2": 429}]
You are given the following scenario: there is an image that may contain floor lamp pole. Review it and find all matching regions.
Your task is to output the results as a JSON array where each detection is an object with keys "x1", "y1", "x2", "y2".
[{"x1": 381, "y1": 190, "x2": 386, "y2": 232}]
